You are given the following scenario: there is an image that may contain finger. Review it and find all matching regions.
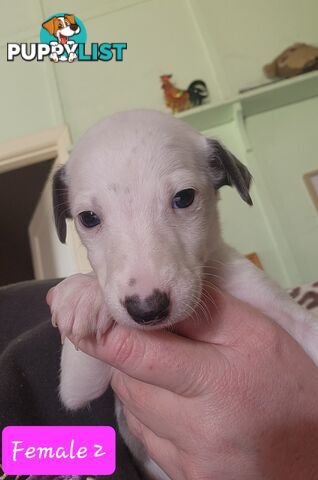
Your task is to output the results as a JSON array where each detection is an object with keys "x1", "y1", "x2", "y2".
[
  {"x1": 46, "y1": 287, "x2": 55, "y2": 307},
  {"x1": 123, "y1": 406, "x2": 183, "y2": 480},
  {"x1": 77, "y1": 324, "x2": 225, "y2": 396},
  {"x1": 51, "y1": 312, "x2": 58, "y2": 328},
  {"x1": 112, "y1": 372, "x2": 181, "y2": 441}
]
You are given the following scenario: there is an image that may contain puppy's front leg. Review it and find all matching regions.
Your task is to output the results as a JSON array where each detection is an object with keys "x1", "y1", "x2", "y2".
[
  {"x1": 48, "y1": 273, "x2": 113, "y2": 409},
  {"x1": 60, "y1": 339, "x2": 112, "y2": 410},
  {"x1": 49, "y1": 273, "x2": 111, "y2": 346}
]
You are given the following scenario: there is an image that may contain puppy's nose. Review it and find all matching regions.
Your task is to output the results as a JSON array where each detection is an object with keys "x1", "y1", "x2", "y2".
[
  {"x1": 70, "y1": 24, "x2": 78, "y2": 31},
  {"x1": 124, "y1": 290, "x2": 170, "y2": 325}
]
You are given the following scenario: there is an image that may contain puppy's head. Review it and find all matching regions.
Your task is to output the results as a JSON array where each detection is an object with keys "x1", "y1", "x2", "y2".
[
  {"x1": 53, "y1": 110, "x2": 252, "y2": 328},
  {"x1": 42, "y1": 15, "x2": 80, "y2": 42}
]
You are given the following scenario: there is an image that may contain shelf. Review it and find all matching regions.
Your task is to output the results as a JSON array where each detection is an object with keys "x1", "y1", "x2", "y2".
[{"x1": 176, "y1": 70, "x2": 318, "y2": 131}]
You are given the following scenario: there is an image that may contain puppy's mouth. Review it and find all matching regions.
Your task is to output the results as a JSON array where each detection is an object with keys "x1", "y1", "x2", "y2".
[
  {"x1": 132, "y1": 310, "x2": 170, "y2": 328},
  {"x1": 59, "y1": 34, "x2": 68, "y2": 44},
  {"x1": 124, "y1": 308, "x2": 170, "y2": 329}
]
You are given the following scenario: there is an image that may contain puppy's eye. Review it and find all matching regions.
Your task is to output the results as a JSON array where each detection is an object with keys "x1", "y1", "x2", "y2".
[
  {"x1": 79, "y1": 211, "x2": 101, "y2": 228},
  {"x1": 172, "y1": 188, "x2": 195, "y2": 209},
  {"x1": 58, "y1": 23, "x2": 63, "y2": 28}
]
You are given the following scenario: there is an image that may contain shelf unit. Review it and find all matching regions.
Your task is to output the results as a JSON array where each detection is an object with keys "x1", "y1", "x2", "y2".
[{"x1": 176, "y1": 70, "x2": 318, "y2": 132}]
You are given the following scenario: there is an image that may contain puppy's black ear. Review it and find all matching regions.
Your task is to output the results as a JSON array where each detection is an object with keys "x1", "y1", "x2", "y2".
[
  {"x1": 52, "y1": 166, "x2": 71, "y2": 244},
  {"x1": 207, "y1": 138, "x2": 253, "y2": 205}
]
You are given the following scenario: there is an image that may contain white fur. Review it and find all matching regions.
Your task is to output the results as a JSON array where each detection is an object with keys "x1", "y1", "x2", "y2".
[{"x1": 50, "y1": 110, "x2": 318, "y2": 480}]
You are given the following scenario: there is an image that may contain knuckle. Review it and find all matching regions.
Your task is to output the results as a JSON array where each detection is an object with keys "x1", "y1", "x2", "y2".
[
  {"x1": 112, "y1": 331, "x2": 140, "y2": 366},
  {"x1": 180, "y1": 357, "x2": 212, "y2": 398}
]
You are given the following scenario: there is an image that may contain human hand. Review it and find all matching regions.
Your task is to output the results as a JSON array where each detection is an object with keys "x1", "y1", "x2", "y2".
[{"x1": 75, "y1": 290, "x2": 318, "y2": 480}]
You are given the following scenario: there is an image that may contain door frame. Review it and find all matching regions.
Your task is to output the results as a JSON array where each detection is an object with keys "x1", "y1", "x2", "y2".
[
  {"x1": 0, "y1": 126, "x2": 71, "y2": 174},
  {"x1": 0, "y1": 126, "x2": 88, "y2": 280}
]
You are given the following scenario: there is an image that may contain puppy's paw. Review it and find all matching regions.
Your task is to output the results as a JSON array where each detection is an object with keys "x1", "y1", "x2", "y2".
[
  {"x1": 48, "y1": 273, "x2": 111, "y2": 347},
  {"x1": 50, "y1": 53, "x2": 59, "y2": 62},
  {"x1": 68, "y1": 52, "x2": 77, "y2": 62}
]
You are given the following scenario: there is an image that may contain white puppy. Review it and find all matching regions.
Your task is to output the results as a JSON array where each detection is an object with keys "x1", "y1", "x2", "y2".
[{"x1": 50, "y1": 110, "x2": 318, "y2": 480}]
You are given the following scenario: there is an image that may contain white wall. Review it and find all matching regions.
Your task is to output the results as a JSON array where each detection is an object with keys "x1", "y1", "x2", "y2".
[{"x1": 190, "y1": 0, "x2": 318, "y2": 96}]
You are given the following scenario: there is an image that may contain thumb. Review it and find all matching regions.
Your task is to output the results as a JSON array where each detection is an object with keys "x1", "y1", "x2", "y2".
[{"x1": 77, "y1": 321, "x2": 225, "y2": 396}]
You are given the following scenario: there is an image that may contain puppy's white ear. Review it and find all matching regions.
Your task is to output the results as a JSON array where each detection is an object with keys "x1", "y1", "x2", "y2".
[
  {"x1": 207, "y1": 138, "x2": 253, "y2": 205},
  {"x1": 52, "y1": 166, "x2": 71, "y2": 243}
]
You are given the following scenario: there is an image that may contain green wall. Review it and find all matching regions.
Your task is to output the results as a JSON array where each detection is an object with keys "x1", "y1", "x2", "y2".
[{"x1": 246, "y1": 97, "x2": 318, "y2": 286}]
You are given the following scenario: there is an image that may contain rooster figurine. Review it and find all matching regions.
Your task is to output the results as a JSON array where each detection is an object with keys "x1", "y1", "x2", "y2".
[{"x1": 160, "y1": 74, "x2": 208, "y2": 113}]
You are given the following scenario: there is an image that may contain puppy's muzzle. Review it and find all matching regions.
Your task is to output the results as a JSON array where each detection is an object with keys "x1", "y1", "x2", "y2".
[{"x1": 124, "y1": 290, "x2": 170, "y2": 325}]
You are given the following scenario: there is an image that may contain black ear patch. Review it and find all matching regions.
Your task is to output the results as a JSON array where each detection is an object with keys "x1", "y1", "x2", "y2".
[
  {"x1": 207, "y1": 138, "x2": 253, "y2": 205},
  {"x1": 52, "y1": 166, "x2": 71, "y2": 243}
]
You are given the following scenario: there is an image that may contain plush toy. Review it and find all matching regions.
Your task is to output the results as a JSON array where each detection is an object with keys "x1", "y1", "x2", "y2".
[
  {"x1": 160, "y1": 74, "x2": 208, "y2": 113},
  {"x1": 263, "y1": 43, "x2": 318, "y2": 78}
]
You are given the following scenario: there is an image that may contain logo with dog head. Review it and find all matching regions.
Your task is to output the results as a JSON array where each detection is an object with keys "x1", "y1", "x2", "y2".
[
  {"x1": 7, "y1": 13, "x2": 127, "y2": 62},
  {"x1": 41, "y1": 13, "x2": 86, "y2": 62}
]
